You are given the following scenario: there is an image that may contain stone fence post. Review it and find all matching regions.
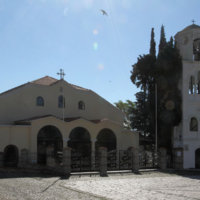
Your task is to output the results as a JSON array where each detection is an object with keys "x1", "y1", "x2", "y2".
[
  {"x1": 131, "y1": 148, "x2": 139, "y2": 172},
  {"x1": 62, "y1": 147, "x2": 71, "y2": 175},
  {"x1": 159, "y1": 148, "x2": 166, "y2": 169},
  {"x1": 173, "y1": 147, "x2": 183, "y2": 170},
  {"x1": 0, "y1": 152, "x2": 4, "y2": 167},
  {"x1": 46, "y1": 146, "x2": 55, "y2": 167},
  {"x1": 20, "y1": 149, "x2": 29, "y2": 167},
  {"x1": 99, "y1": 147, "x2": 107, "y2": 175}
]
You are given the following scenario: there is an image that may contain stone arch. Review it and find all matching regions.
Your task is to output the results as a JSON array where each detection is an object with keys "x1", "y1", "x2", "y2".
[
  {"x1": 37, "y1": 125, "x2": 63, "y2": 164},
  {"x1": 195, "y1": 148, "x2": 200, "y2": 168},
  {"x1": 4, "y1": 145, "x2": 19, "y2": 167},
  {"x1": 68, "y1": 127, "x2": 91, "y2": 156},
  {"x1": 188, "y1": 114, "x2": 200, "y2": 121},
  {"x1": 96, "y1": 128, "x2": 116, "y2": 152}
]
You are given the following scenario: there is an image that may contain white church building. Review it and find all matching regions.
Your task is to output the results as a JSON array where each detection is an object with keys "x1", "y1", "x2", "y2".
[{"x1": 174, "y1": 23, "x2": 200, "y2": 169}]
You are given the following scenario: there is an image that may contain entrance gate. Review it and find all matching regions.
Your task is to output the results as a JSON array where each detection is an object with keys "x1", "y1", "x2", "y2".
[
  {"x1": 71, "y1": 149, "x2": 100, "y2": 172},
  {"x1": 139, "y1": 149, "x2": 160, "y2": 169},
  {"x1": 37, "y1": 125, "x2": 63, "y2": 164},
  {"x1": 107, "y1": 150, "x2": 133, "y2": 171}
]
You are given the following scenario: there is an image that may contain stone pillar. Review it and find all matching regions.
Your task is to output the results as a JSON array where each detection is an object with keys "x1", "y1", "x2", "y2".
[
  {"x1": 62, "y1": 147, "x2": 71, "y2": 175},
  {"x1": 20, "y1": 149, "x2": 29, "y2": 167},
  {"x1": 0, "y1": 152, "x2": 4, "y2": 167},
  {"x1": 91, "y1": 139, "x2": 97, "y2": 170},
  {"x1": 159, "y1": 148, "x2": 166, "y2": 169},
  {"x1": 46, "y1": 146, "x2": 54, "y2": 167},
  {"x1": 131, "y1": 148, "x2": 139, "y2": 172},
  {"x1": 173, "y1": 147, "x2": 183, "y2": 170},
  {"x1": 99, "y1": 147, "x2": 107, "y2": 175}
]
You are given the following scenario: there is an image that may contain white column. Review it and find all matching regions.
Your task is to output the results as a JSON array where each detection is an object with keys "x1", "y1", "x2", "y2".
[
  {"x1": 63, "y1": 138, "x2": 70, "y2": 148},
  {"x1": 90, "y1": 139, "x2": 97, "y2": 151}
]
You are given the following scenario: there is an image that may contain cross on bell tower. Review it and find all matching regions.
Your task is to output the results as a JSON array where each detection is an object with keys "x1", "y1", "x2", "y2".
[
  {"x1": 57, "y1": 69, "x2": 65, "y2": 80},
  {"x1": 192, "y1": 19, "x2": 195, "y2": 24}
]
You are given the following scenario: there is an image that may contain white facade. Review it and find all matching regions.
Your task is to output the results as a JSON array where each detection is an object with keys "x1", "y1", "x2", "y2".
[
  {"x1": 174, "y1": 24, "x2": 200, "y2": 168},
  {"x1": 0, "y1": 76, "x2": 139, "y2": 166}
]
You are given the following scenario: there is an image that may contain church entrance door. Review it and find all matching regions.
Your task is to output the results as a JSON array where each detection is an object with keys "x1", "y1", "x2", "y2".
[
  {"x1": 195, "y1": 148, "x2": 200, "y2": 169},
  {"x1": 4, "y1": 145, "x2": 18, "y2": 167}
]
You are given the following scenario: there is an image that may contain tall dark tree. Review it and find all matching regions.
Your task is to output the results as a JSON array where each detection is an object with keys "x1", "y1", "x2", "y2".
[
  {"x1": 150, "y1": 28, "x2": 156, "y2": 56},
  {"x1": 158, "y1": 25, "x2": 166, "y2": 54},
  {"x1": 130, "y1": 26, "x2": 182, "y2": 152},
  {"x1": 156, "y1": 33, "x2": 182, "y2": 151},
  {"x1": 130, "y1": 28, "x2": 157, "y2": 149}
]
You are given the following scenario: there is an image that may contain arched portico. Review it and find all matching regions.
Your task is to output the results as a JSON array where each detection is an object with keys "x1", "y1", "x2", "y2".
[
  {"x1": 37, "y1": 125, "x2": 63, "y2": 164},
  {"x1": 96, "y1": 128, "x2": 116, "y2": 152},
  {"x1": 195, "y1": 148, "x2": 200, "y2": 168},
  {"x1": 68, "y1": 127, "x2": 91, "y2": 156}
]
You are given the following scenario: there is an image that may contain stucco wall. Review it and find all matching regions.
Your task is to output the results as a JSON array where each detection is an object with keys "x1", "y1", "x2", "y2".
[
  {"x1": 0, "y1": 126, "x2": 31, "y2": 155},
  {"x1": 121, "y1": 131, "x2": 139, "y2": 150},
  {"x1": 0, "y1": 81, "x2": 124, "y2": 125}
]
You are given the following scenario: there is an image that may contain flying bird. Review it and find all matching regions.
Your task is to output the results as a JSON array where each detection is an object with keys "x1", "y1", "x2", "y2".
[{"x1": 100, "y1": 9, "x2": 107, "y2": 16}]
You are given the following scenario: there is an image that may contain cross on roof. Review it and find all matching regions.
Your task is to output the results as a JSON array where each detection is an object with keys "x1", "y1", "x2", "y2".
[
  {"x1": 57, "y1": 69, "x2": 65, "y2": 80},
  {"x1": 192, "y1": 19, "x2": 195, "y2": 24}
]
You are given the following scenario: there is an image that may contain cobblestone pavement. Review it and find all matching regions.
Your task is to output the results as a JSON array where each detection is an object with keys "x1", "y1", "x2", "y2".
[{"x1": 0, "y1": 170, "x2": 200, "y2": 200}]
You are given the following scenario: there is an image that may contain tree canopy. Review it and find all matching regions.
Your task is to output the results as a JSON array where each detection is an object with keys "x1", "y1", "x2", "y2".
[
  {"x1": 114, "y1": 100, "x2": 135, "y2": 130},
  {"x1": 130, "y1": 25, "x2": 182, "y2": 151}
]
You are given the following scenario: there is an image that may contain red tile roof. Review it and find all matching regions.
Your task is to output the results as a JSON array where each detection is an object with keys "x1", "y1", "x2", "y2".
[
  {"x1": 0, "y1": 76, "x2": 91, "y2": 97},
  {"x1": 30, "y1": 76, "x2": 58, "y2": 85},
  {"x1": 14, "y1": 114, "x2": 60, "y2": 123},
  {"x1": 14, "y1": 115, "x2": 122, "y2": 126}
]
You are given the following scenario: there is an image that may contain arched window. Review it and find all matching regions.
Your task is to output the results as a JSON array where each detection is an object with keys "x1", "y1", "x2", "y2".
[
  {"x1": 190, "y1": 117, "x2": 198, "y2": 131},
  {"x1": 193, "y1": 38, "x2": 200, "y2": 61},
  {"x1": 36, "y1": 96, "x2": 44, "y2": 106},
  {"x1": 197, "y1": 72, "x2": 200, "y2": 94},
  {"x1": 58, "y1": 95, "x2": 65, "y2": 108},
  {"x1": 189, "y1": 76, "x2": 195, "y2": 94},
  {"x1": 78, "y1": 101, "x2": 85, "y2": 110}
]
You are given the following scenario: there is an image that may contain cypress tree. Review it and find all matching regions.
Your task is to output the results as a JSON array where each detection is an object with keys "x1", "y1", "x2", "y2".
[
  {"x1": 156, "y1": 33, "x2": 182, "y2": 151},
  {"x1": 131, "y1": 26, "x2": 182, "y2": 151},
  {"x1": 150, "y1": 28, "x2": 156, "y2": 56},
  {"x1": 130, "y1": 28, "x2": 157, "y2": 149},
  {"x1": 158, "y1": 25, "x2": 166, "y2": 54}
]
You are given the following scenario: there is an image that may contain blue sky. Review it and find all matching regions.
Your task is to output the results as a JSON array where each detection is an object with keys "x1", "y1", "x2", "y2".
[{"x1": 0, "y1": 0, "x2": 199, "y2": 105}]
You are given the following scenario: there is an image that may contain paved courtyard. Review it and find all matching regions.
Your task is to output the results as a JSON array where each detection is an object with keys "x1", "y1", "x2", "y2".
[{"x1": 0, "y1": 170, "x2": 200, "y2": 199}]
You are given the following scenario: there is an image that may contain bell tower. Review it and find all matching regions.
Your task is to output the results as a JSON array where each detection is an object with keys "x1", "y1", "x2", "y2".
[
  {"x1": 174, "y1": 22, "x2": 200, "y2": 61},
  {"x1": 173, "y1": 22, "x2": 200, "y2": 169}
]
